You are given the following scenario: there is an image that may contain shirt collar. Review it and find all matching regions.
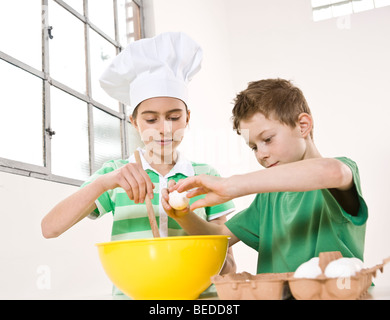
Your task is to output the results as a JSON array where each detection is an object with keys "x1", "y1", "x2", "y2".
[{"x1": 128, "y1": 147, "x2": 194, "y2": 178}]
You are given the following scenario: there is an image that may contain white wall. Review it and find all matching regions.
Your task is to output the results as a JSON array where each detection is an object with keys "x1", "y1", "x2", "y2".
[
  {"x1": 1, "y1": 0, "x2": 389, "y2": 299},
  {"x1": 0, "y1": 171, "x2": 112, "y2": 299}
]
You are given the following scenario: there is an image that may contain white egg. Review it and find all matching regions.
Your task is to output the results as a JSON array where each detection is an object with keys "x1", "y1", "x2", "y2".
[
  {"x1": 168, "y1": 190, "x2": 190, "y2": 210},
  {"x1": 324, "y1": 257, "x2": 364, "y2": 278},
  {"x1": 294, "y1": 257, "x2": 322, "y2": 279}
]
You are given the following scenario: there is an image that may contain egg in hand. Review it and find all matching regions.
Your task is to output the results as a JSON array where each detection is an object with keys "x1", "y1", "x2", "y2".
[{"x1": 168, "y1": 190, "x2": 190, "y2": 210}]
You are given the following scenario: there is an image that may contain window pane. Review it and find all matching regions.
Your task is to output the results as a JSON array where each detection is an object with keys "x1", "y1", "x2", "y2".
[
  {"x1": 51, "y1": 87, "x2": 90, "y2": 180},
  {"x1": 88, "y1": 0, "x2": 115, "y2": 39},
  {"x1": 0, "y1": 0, "x2": 42, "y2": 70},
  {"x1": 0, "y1": 60, "x2": 43, "y2": 166},
  {"x1": 93, "y1": 108, "x2": 122, "y2": 170},
  {"x1": 313, "y1": 6, "x2": 333, "y2": 20},
  {"x1": 332, "y1": 1, "x2": 353, "y2": 16},
  {"x1": 352, "y1": 0, "x2": 374, "y2": 12},
  {"x1": 49, "y1": 0, "x2": 86, "y2": 94},
  {"x1": 117, "y1": 0, "x2": 142, "y2": 46},
  {"x1": 63, "y1": 0, "x2": 84, "y2": 14},
  {"x1": 375, "y1": 0, "x2": 390, "y2": 7},
  {"x1": 89, "y1": 29, "x2": 119, "y2": 111}
]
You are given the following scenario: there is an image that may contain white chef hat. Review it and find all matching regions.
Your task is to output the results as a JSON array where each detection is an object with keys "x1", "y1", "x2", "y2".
[{"x1": 99, "y1": 32, "x2": 203, "y2": 115}]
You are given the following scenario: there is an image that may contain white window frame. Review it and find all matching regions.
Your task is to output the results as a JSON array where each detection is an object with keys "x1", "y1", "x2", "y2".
[
  {"x1": 311, "y1": 0, "x2": 390, "y2": 21},
  {"x1": 0, "y1": 0, "x2": 145, "y2": 186}
]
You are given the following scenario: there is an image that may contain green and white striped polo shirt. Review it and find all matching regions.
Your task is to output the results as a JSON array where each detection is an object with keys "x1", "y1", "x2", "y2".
[{"x1": 81, "y1": 148, "x2": 235, "y2": 241}]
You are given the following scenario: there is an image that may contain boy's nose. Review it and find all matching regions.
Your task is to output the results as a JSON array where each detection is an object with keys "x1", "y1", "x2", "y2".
[{"x1": 256, "y1": 148, "x2": 269, "y2": 164}]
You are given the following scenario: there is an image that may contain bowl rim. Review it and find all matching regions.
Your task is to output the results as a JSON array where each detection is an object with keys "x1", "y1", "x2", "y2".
[{"x1": 95, "y1": 235, "x2": 230, "y2": 247}]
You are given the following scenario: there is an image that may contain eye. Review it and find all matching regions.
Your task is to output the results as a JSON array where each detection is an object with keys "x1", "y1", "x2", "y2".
[
  {"x1": 167, "y1": 115, "x2": 181, "y2": 121},
  {"x1": 145, "y1": 119, "x2": 157, "y2": 124},
  {"x1": 264, "y1": 136, "x2": 273, "y2": 144},
  {"x1": 250, "y1": 145, "x2": 257, "y2": 152}
]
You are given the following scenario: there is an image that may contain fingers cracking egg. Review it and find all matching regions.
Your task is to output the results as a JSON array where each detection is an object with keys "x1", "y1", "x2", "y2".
[{"x1": 168, "y1": 190, "x2": 190, "y2": 210}]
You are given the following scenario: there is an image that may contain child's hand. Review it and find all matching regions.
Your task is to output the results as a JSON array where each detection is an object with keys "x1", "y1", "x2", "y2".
[
  {"x1": 171, "y1": 174, "x2": 234, "y2": 211},
  {"x1": 96, "y1": 163, "x2": 154, "y2": 204},
  {"x1": 161, "y1": 180, "x2": 190, "y2": 218}
]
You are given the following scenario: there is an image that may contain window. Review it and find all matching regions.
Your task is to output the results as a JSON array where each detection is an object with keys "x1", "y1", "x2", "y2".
[
  {"x1": 0, "y1": 0, "x2": 144, "y2": 185},
  {"x1": 311, "y1": 0, "x2": 390, "y2": 21}
]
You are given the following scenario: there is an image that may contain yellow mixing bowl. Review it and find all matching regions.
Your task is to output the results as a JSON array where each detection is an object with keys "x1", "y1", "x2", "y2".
[{"x1": 96, "y1": 235, "x2": 229, "y2": 300}]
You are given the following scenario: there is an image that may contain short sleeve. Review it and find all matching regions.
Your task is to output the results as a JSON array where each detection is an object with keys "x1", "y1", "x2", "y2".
[
  {"x1": 80, "y1": 160, "x2": 126, "y2": 219},
  {"x1": 225, "y1": 195, "x2": 261, "y2": 251},
  {"x1": 332, "y1": 157, "x2": 368, "y2": 226}
]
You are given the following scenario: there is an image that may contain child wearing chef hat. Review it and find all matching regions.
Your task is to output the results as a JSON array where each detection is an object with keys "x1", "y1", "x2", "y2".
[
  {"x1": 164, "y1": 78, "x2": 368, "y2": 277},
  {"x1": 41, "y1": 32, "x2": 236, "y2": 296}
]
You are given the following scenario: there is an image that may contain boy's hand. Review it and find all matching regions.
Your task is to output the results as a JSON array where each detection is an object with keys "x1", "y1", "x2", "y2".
[
  {"x1": 161, "y1": 180, "x2": 190, "y2": 218},
  {"x1": 96, "y1": 163, "x2": 155, "y2": 204},
  {"x1": 171, "y1": 174, "x2": 234, "y2": 211}
]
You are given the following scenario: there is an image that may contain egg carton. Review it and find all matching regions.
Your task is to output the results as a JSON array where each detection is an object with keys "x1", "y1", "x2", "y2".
[
  {"x1": 289, "y1": 251, "x2": 390, "y2": 300},
  {"x1": 211, "y1": 271, "x2": 293, "y2": 300},
  {"x1": 212, "y1": 252, "x2": 390, "y2": 300}
]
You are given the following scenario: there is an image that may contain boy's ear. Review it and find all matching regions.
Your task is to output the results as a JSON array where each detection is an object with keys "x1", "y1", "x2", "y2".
[{"x1": 298, "y1": 113, "x2": 313, "y2": 138}]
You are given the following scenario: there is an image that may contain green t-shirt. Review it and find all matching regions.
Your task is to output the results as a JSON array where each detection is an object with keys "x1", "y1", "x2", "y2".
[{"x1": 225, "y1": 157, "x2": 368, "y2": 274}]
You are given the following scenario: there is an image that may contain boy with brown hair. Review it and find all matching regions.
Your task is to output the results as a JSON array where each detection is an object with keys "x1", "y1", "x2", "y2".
[{"x1": 162, "y1": 78, "x2": 368, "y2": 274}]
